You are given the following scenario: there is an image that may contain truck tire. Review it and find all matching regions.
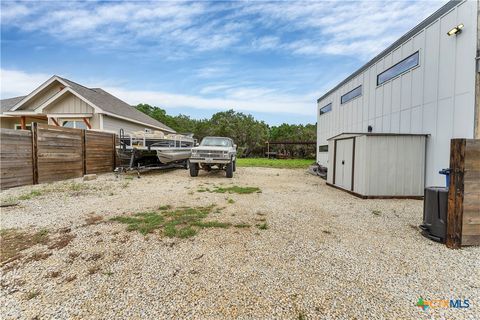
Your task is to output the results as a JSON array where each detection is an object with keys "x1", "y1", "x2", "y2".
[
  {"x1": 233, "y1": 160, "x2": 236, "y2": 172},
  {"x1": 226, "y1": 161, "x2": 233, "y2": 178},
  {"x1": 190, "y1": 162, "x2": 199, "y2": 177}
]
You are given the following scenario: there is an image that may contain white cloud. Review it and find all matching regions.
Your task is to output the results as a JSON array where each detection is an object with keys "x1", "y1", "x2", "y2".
[
  {"x1": 0, "y1": 69, "x2": 51, "y2": 98},
  {"x1": 0, "y1": 68, "x2": 315, "y2": 116},
  {"x1": 0, "y1": 0, "x2": 445, "y2": 59}
]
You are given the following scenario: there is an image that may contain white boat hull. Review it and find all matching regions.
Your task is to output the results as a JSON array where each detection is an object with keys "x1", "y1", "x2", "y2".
[{"x1": 156, "y1": 148, "x2": 192, "y2": 164}]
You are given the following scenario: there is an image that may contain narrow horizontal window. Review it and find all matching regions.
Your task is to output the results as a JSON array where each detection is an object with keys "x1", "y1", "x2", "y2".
[
  {"x1": 341, "y1": 86, "x2": 362, "y2": 104},
  {"x1": 319, "y1": 145, "x2": 328, "y2": 152},
  {"x1": 319, "y1": 103, "x2": 332, "y2": 115},
  {"x1": 377, "y1": 51, "x2": 419, "y2": 85}
]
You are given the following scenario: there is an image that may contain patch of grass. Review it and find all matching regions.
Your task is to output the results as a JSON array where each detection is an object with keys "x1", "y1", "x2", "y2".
[
  {"x1": 0, "y1": 197, "x2": 19, "y2": 207},
  {"x1": 372, "y1": 210, "x2": 382, "y2": 216},
  {"x1": 234, "y1": 223, "x2": 251, "y2": 228},
  {"x1": 0, "y1": 229, "x2": 50, "y2": 265},
  {"x1": 124, "y1": 175, "x2": 134, "y2": 180},
  {"x1": 227, "y1": 198, "x2": 235, "y2": 204},
  {"x1": 236, "y1": 158, "x2": 314, "y2": 169},
  {"x1": 103, "y1": 271, "x2": 114, "y2": 276},
  {"x1": 158, "y1": 205, "x2": 172, "y2": 211},
  {"x1": 197, "y1": 188, "x2": 210, "y2": 193},
  {"x1": 256, "y1": 222, "x2": 269, "y2": 230},
  {"x1": 211, "y1": 186, "x2": 261, "y2": 194},
  {"x1": 192, "y1": 221, "x2": 231, "y2": 228},
  {"x1": 25, "y1": 290, "x2": 40, "y2": 300},
  {"x1": 18, "y1": 190, "x2": 43, "y2": 201},
  {"x1": 111, "y1": 205, "x2": 229, "y2": 239}
]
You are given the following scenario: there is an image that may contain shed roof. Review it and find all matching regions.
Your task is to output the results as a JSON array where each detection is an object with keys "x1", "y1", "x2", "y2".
[{"x1": 327, "y1": 132, "x2": 429, "y2": 140}]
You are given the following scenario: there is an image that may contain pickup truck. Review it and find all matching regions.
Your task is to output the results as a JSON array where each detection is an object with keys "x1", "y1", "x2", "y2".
[{"x1": 188, "y1": 136, "x2": 237, "y2": 178}]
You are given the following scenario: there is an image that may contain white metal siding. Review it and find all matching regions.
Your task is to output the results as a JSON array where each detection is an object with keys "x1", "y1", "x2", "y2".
[
  {"x1": 317, "y1": 0, "x2": 477, "y2": 187},
  {"x1": 363, "y1": 136, "x2": 425, "y2": 196}
]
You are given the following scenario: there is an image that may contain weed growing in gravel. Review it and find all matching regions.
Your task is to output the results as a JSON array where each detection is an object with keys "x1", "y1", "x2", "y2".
[
  {"x1": 158, "y1": 205, "x2": 172, "y2": 211},
  {"x1": 256, "y1": 222, "x2": 269, "y2": 230},
  {"x1": 227, "y1": 198, "x2": 235, "y2": 204},
  {"x1": 25, "y1": 290, "x2": 40, "y2": 300},
  {"x1": 0, "y1": 197, "x2": 19, "y2": 207},
  {"x1": 111, "y1": 205, "x2": 231, "y2": 239},
  {"x1": 372, "y1": 210, "x2": 382, "y2": 216},
  {"x1": 212, "y1": 186, "x2": 261, "y2": 194},
  {"x1": 234, "y1": 223, "x2": 251, "y2": 228},
  {"x1": 18, "y1": 190, "x2": 43, "y2": 200}
]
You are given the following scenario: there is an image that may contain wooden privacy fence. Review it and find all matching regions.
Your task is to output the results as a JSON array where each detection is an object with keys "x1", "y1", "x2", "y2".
[
  {"x1": 1, "y1": 123, "x2": 116, "y2": 190},
  {"x1": 447, "y1": 139, "x2": 480, "y2": 248}
]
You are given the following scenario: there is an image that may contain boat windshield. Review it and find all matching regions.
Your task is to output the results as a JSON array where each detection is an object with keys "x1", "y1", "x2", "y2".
[{"x1": 200, "y1": 137, "x2": 232, "y2": 147}]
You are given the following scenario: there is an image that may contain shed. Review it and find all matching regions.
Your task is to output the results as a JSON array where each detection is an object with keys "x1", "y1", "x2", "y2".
[{"x1": 326, "y1": 133, "x2": 427, "y2": 198}]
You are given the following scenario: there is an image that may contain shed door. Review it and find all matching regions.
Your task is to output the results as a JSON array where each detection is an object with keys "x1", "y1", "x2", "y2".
[{"x1": 335, "y1": 138, "x2": 354, "y2": 190}]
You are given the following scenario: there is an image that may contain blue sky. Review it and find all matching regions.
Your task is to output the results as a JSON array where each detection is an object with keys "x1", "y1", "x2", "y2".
[{"x1": 1, "y1": 0, "x2": 446, "y2": 125}]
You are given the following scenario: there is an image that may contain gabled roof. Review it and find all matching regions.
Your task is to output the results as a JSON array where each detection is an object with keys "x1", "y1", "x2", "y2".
[
  {"x1": 0, "y1": 96, "x2": 26, "y2": 112},
  {"x1": 57, "y1": 77, "x2": 174, "y2": 132},
  {"x1": 1, "y1": 75, "x2": 175, "y2": 133}
]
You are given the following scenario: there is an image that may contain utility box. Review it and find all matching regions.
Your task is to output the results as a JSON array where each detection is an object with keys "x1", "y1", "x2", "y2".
[
  {"x1": 326, "y1": 133, "x2": 427, "y2": 198},
  {"x1": 420, "y1": 187, "x2": 448, "y2": 242}
]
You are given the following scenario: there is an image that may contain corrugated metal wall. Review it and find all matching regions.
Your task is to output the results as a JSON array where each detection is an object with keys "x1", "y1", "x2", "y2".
[{"x1": 317, "y1": 0, "x2": 478, "y2": 187}]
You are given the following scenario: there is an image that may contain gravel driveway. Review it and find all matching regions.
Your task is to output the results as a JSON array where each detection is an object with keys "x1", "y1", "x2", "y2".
[{"x1": 1, "y1": 167, "x2": 478, "y2": 319}]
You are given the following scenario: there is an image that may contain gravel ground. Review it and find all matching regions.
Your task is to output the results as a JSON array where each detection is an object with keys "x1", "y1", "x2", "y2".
[{"x1": 1, "y1": 167, "x2": 478, "y2": 319}]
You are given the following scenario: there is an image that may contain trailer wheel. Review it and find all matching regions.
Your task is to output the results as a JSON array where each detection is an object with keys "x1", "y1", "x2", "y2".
[
  {"x1": 226, "y1": 161, "x2": 233, "y2": 178},
  {"x1": 189, "y1": 162, "x2": 199, "y2": 177}
]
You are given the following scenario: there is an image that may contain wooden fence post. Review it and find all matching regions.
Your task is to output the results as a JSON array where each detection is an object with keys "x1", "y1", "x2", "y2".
[
  {"x1": 31, "y1": 122, "x2": 38, "y2": 185},
  {"x1": 82, "y1": 129, "x2": 86, "y2": 175},
  {"x1": 446, "y1": 139, "x2": 466, "y2": 249},
  {"x1": 112, "y1": 133, "x2": 116, "y2": 171}
]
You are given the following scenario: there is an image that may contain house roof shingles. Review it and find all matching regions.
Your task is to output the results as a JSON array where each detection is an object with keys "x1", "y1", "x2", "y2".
[
  {"x1": 0, "y1": 96, "x2": 26, "y2": 112},
  {"x1": 0, "y1": 76, "x2": 174, "y2": 133},
  {"x1": 58, "y1": 77, "x2": 175, "y2": 132}
]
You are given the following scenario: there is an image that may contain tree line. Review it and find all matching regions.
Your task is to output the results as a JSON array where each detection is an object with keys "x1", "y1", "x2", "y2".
[{"x1": 136, "y1": 104, "x2": 316, "y2": 158}]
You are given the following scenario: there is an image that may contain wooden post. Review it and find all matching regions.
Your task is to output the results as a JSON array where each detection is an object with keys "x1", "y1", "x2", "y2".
[
  {"x1": 112, "y1": 133, "x2": 116, "y2": 171},
  {"x1": 82, "y1": 117, "x2": 92, "y2": 129},
  {"x1": 20, "y1": 116, "x2": 26, "y2": 130},
  {"x1": 82, "y1": 130, "x2": 86, "y2": 175},
  {"x1": 31, "y1": 122, "x2": 38, "y2": 185},
  {"x1": 446, "y1": 139, "x2": 466, "y2": 249}
]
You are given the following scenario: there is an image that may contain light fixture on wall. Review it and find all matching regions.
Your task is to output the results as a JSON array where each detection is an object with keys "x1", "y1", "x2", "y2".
[{"x1": 447, "y1": 23, "x2": 464, "y2": 36}]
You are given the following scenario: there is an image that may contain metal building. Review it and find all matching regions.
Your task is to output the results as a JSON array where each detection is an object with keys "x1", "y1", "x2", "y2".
[{"x1": 316, "y1": 0, "x2": 479, "y2": 193}]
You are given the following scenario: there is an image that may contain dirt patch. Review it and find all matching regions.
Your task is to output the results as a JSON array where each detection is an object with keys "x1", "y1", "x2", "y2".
[{"x1": 0, "y1": 229, "x2": 49, "y2": 265}]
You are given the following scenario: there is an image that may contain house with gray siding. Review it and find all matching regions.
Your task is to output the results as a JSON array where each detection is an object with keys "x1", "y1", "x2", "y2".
[
  {"x1": 316, "y1": 0, "x2": 479, "y2": 194},
  {"x1": 0, "y1": 75, "x2": 174, "y2": 134}
]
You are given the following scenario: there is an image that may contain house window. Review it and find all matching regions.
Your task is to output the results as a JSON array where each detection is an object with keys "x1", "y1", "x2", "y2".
[
  {"x1": 319, "y1": 103, "x2": 332, "y2": 115},
  {"x1": 319, "y1": 145, "x2": 328, "y2": 152},
  {"x1": 377, "y1": 51, "x2": 419, "y2": 85},
  {"x1": 341, "y1": 86, "x2": 362, "y2": 104},
  {"x1": 14, "y1": 124, "x2": 32, "y2": 130},
  {"x1": 62, "y1": 120, "x2": 88, "y2": 129}
]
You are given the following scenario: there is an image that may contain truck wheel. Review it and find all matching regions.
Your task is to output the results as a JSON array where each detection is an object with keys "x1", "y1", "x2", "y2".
[
  {"x1": 233, "y1": 160, "x2": 236, "y2": 172},
  {"x1": 190, "y1": 162, "x2": 199, "y2": 177},
  {"x1": 226, "y1": 161, "x2": 233, "y2": 178}
]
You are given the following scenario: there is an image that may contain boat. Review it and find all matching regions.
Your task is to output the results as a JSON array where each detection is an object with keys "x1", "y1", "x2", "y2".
[{"x1": 117, "y1": 129, "x2": 195, "y2": 170}]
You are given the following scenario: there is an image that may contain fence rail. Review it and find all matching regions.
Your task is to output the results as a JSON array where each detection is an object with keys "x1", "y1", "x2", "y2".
[{"x1": 0, "y1": 123, "x2": 116, "y2": 190}]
